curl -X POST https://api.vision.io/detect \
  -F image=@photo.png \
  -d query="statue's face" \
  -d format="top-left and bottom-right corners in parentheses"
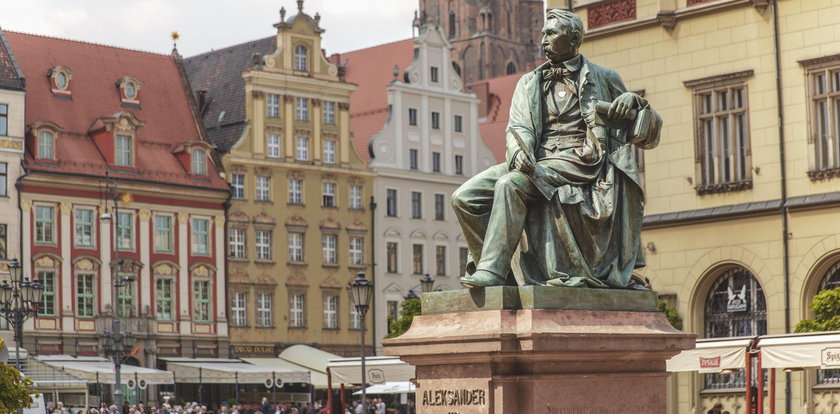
top-left (541, 18), bottom-right (578, 63)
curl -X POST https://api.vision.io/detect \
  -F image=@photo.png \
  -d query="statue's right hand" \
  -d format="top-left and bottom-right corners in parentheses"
top-left (513, 151), bottom-right (535, 174)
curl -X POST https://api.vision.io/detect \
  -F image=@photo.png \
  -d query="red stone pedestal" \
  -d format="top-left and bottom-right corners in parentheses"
top-left (382, 287), bottom-right (695, 414)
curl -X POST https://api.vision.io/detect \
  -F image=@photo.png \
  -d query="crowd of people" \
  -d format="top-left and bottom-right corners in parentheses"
top-left (42, 397), bottom-right (404, 414)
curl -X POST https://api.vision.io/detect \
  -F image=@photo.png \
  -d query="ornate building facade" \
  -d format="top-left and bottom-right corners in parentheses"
top-left (185, 1), bottom-right (374, 357)
top-left (543, 0), bottom-right (840, 412)
top-left (5, 29), bottom-right (231, 387)
top-left (417, 0), bottom-right (544, 82)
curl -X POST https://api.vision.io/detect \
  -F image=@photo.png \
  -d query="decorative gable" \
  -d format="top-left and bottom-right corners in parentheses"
top-left (48, 65), bottom-right (73, 96)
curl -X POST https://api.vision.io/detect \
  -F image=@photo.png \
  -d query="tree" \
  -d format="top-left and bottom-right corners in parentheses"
top-left (658, 300), bottom-right (683, 331)
top-left (795, 287), bottom-right (840, 333)
top-left (0, 339), bottom-right (37, 414)
top-left (384, 298), bottom-right (421, 339)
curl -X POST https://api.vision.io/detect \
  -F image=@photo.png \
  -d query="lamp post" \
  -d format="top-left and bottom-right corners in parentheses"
top-left (404, 290), bottom-right (419, 301)
top-left (100, 174), bottom-right (137, 408)
top-left (0, 258), bottom-right (44, 369)
top-left (350, 271), bottom-right (373, 411)
top-left (420, 273), bottom-right (435, 294)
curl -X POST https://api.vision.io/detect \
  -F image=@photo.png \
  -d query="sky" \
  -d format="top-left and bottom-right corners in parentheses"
top-left (0, 0), bottom-right (418, 57)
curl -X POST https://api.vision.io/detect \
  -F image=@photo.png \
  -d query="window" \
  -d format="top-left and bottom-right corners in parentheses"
top-left (323, 140), bottom-right (336, 164)
top-left (116, 134), bottom-right (133, 167)
top-left (408, 108), bottom-right (418, 126)
top-left (231, 292), bottom-right (247, 327)
top-left (35, 205), bottom-right (55, 244)
top-left (323, 101), bottom-right (336, 125)
top-left (124, 81), bottom-right (137, 99)
top-left (229, 228), bottom-right (246, 259)
top-left (322, 182), bottom-right (336, 207)
top-left (256, 176), bottom-right (271, 201)
top-left (118, 279), bottom-right (134, 317)
top-left (76, 273), bottom-right (95, 318)
top-left (296, 97), bottom-right (309, 121)
top-left (803, 60), bottom-right (840, 177)
top-left (290, 294), bottom-right (305, 327)
top-left (267, 93), bottom-right (280, 118)
top-left (815, 262), bottom-right (840, 383)
top-left (74, 208), bottom-right (94, 247)
top-left (257, 293), bottom-right (273, 327)
top-left (409, 149), bottom-right (418, 170)
top-left (294, 45), bottom-right (308, 72)
top-left (432, 152), bottom-right (441, 172)
top-left (116, 212), bottom-right (133, 250)
top-left (0, 104), bottom-right (7, 135)
top-left (191, 149), bottom-right (206, 175)
top-left (434, 193), bottom-right (445, 221)
top-left (191, 217), bottom-right (209, 255)
top-left (454, 115), bottom-right (463, 133)
top-left (231, 174), bottom-right (245, 199)
top-left (296, 135), bottom-right (309, 161)
top-left (349, 236), bottom-right (364, 266)
top-left (455, 155), bottom-right (464, 175)
top-left (289, 178), bottom-right (303, 204)
top-left (411, 191), bottom-right (422, 219)
top-left (386, 189), bottom-right (398, 217)
top-left (322, 234), bottom-right (337, 264)
top-left (154, 214), bottom-right (173, 253)
top-left (193, 279), bottom-right (211, 322)
top-left (412, 244), bottom-right (424, 274)
top-left (38, 271), bottom-right (56, 316)
top-left (386, 242), bottom-right (398, 273)
top-left (350, 304), bottom-right (362, 330)
top-left (506, 62), bottom-right (517, 75)
top-left (431, 112), bottom-right (440, 129)
top-left (448, 11), bottom-right (456, 39)
top-left (0, 224), bottom-right (5, 260)
top-left (38, 130), bottom-right (55, 160)
top-left (256, 230), bottom-right (272, 261)
top-left (459, 247), bottom-right (469, 275)
top-left (349, 185), bottom-right (363, 209)
top-left (155, 278), bottom-right (174, 321)
top-left (289, 232), bottom-right (304, 262)
top-left (0, 162), bottom-right (6, 196)
top-left (436, 245), bottom-right (447, 276)
top-left (323, 295), bottom-right (338, 329)
top-left (267, 134), bottom-right (281, 158)
top-left (430, 66), bottom-right (439, 83)
top-left (387, 300), bottom-right (399, 327)
top-left (688, 72), bottom-right (752, 194)
top-left (703, 267), bottom-right (766, 390)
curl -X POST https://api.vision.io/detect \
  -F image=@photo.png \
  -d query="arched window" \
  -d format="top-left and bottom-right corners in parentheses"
top-left (295, 45), bottom-right (308, 72)
top-left (506, 62), bottom-right (516, 75)
top-left (449, 11), bottom-right (456, 39)
top-left (816, 262), bottom-right (840, 384)
top-left (704, 267), bottom-right (767, 389)
top-left (38, 130), bottom-right (55, 160)
top-left (191, 148), bottom-right (206, 175)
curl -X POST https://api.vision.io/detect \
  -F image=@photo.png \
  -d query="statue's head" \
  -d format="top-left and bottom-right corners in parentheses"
top-left (542, 9), bottom-right (584, 63)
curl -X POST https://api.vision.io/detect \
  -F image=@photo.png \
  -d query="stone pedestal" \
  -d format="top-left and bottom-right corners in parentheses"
top-left (382, 286), bottom-right (695, 414)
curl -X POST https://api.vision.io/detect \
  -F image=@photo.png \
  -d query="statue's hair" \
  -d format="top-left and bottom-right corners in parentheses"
top-left (545, 9), bottom-right (585, 45)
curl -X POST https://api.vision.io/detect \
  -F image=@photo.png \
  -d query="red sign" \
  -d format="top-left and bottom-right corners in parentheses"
top-left (699, 356), bottom-right (721, 369)
top-left (131, 345), bottom-right (142, 356)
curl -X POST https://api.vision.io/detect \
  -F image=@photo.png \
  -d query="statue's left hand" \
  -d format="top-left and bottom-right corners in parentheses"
top-left (607, 92), bottom-right (639, 121)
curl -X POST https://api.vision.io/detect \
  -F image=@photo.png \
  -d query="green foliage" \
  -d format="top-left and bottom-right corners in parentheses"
top-left (384, 298), bottom-right (421, 339)
top-left (795, 288), bottom-right (840, 333)
top-left (0, 361), bottom-right (36, 414)
top-left (658, 300), bottom-right (683, 331)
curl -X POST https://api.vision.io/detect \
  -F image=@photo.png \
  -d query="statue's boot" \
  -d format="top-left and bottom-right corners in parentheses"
top-left (460, 269), bottom-right (505, 288)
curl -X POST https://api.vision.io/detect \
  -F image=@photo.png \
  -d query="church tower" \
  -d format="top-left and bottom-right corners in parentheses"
top-left (417, 0), bottom-right (544, 82)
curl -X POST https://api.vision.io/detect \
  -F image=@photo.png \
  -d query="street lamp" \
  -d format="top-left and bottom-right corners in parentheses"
top-left (404, 290), bottom-right (419, 301)
top-left (0, 258), bottom-right (44, 369)
top-left (350, 271), bottom-right (374, 411)
top-left (420, 273), bottom-right (435, 293)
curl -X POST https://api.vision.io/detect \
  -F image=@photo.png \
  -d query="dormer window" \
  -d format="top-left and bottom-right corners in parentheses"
top-left (115, 134), bottom-right (133, 166)
top-left (49, 66), bottom-right (73, 96)
top-left (38, 131), bottom-right (55, 160)
top-left (191, 148), bottom-right (207, 175)
top-left (116, 76), bottom-right (142, 105)
top-left (29, 122), bottom-right (63, 161)
top-left (294, 45), bottom-right (308, 72)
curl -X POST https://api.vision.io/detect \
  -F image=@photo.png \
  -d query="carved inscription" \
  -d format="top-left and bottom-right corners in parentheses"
top-left (421, 389), bottom-right (486, 407)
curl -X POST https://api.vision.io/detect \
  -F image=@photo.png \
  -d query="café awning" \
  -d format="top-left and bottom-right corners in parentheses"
top-left (353, 381), bottom-right (415, 395)
top-left (40, 356), bottom-right (174, 384)
top-left (328, 356), bottom-right (415, 385)
top-left (666, 337), bottom-right (753, 373)
top-left (166, 360), bottom-right (310, 385)
top-left (241, 358), bottom-right (329, 389)
top-left (756, 331), bottom-right (840, 369)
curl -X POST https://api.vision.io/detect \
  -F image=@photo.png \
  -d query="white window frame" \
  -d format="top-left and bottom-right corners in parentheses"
top-left (322, 233), bottom-right (337, 264)
top-left (38, 130), bottom-right (55, 160)
top-left (322, 182), bottom-right (337, 207)
top-left (267, 93), bottom-right (280, 118)
top-left (232, 292), bottom-right (247, 327)
top-left (191, 148), bottom-right (207, 175)
top-left (296, 97), bottom-right (309, 121)
top-left (153, 213), bottom-right (174, 253)
top-left (115, 134), bottom-right (133, 167)
top-left (257, 293), bottom-right (272, 327)
top-left (296, 135), bottom-right (310, 161)
top-left (116, 211), bottom-right (135, 251)
top-left (229, 227), bottom-right (246, 259)
top-left (323, 140), bottom-right (336, 164)
top-left (349, 236), bottom-right (364, 266)
top-left (294, 45), bottom-right (308, 72)
top-left (74, 207), bottom-right (95, 248)
top-left (256, 176), bottom-right (271, 201)
top-left (191, 217), bottom-right (210, 255)
top-left (267, 133), bottom-right (281, 158)
top-left (256, 230), bottom-right (272, 261)
top-left (231, 173), bottom-right (245, 199)
top-left (323, 295), bottom-right (338, 329)
top-left (290, 293), bottom-right (305, 328)
top-left (289, 178), bottom-right (303, 204)
top-left (289, 232), bottom-right (304, 262)
top-left (349, 185), bottom-right (363, 209)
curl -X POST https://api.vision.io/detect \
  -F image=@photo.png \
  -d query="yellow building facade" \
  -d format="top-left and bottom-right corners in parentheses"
top-left (544, 0), bottom-right (840, 412)
top-left (186, 2), bottom-right (374, 358)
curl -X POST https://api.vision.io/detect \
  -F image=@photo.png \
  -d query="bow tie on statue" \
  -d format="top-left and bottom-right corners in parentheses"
top-left (542, 65), bottom-right (577, 97)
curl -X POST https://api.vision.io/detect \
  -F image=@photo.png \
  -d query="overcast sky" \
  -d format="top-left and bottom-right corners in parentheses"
top-left (0, 0), bottom-right (417, 57)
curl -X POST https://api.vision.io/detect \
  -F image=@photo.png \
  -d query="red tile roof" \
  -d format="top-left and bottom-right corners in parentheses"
top-left (5, 32), bottom-right (228, 192)
top-left (473, 73), bottom-right (521, 163)
top-left (333, 39), bottom-right (415, 162)
top-left (0, 30), bottom-right (24, 91)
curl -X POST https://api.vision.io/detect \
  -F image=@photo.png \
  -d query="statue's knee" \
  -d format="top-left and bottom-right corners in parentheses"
top-left (495, 172), bottom-right (527, 192)
top-left (451, 188), bottom-right (467, 210)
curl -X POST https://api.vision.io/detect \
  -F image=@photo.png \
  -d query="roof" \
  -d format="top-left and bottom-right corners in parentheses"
top-left (5, 32), bottom-right (228, 192)
top-left (473, 72), bottom-right (522, 163)
top-left (0, 29), bottom-right (24, 90)
top-left (333, 39), bottom-right (415, 161)
top-left (184, 36), bottom-right (276, 152)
